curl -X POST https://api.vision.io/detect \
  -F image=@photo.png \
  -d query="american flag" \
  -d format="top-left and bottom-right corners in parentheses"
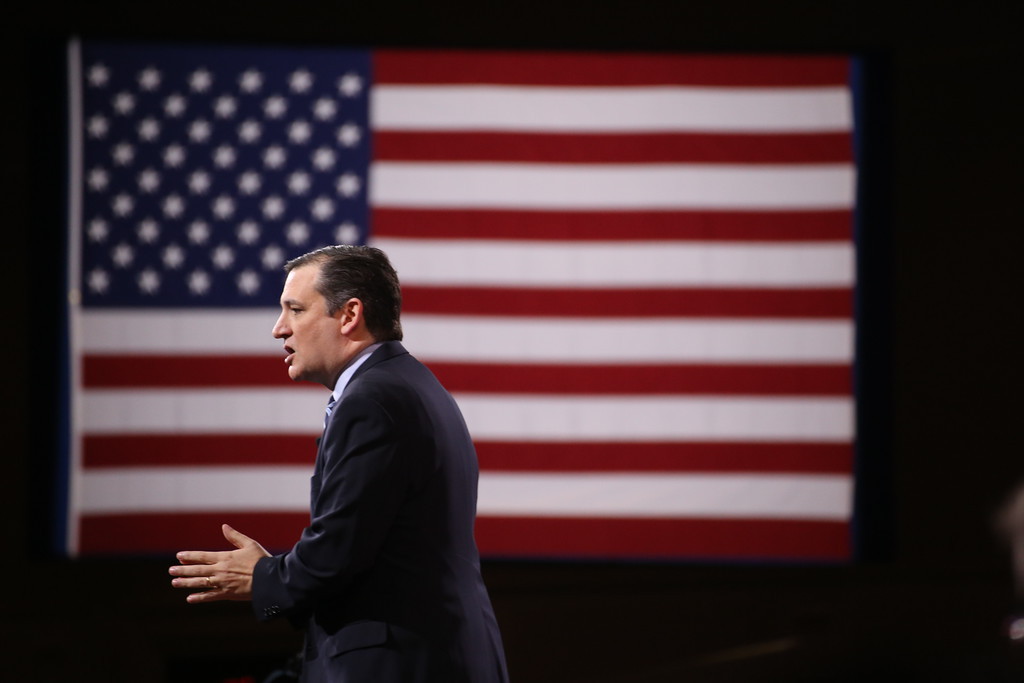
top-left (65, 41), bottom-right (858, 561)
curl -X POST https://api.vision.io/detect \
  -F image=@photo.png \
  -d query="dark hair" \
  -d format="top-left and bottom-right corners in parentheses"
top-left (285, 245), bottom-right (403, 341)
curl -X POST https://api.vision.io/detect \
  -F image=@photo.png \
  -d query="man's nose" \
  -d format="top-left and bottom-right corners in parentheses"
top-left (272, 315), bottom-right (289, 339)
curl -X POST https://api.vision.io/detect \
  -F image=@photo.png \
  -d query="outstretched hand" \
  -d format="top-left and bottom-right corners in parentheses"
top-left (169, 524), bottom-right (271, 604)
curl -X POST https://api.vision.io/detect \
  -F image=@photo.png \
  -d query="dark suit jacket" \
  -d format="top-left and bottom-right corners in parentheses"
top-left (252, 342), bottom-right (509, 682)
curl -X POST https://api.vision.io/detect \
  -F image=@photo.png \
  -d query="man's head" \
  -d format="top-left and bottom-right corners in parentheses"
top-left (285, 245), bottom-right (403, 342)
top-left (272, 245), bottom-right (403, 387)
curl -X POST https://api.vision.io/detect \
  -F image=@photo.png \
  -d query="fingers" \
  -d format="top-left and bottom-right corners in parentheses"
top-left (169, 573), bottom-right (217, 590)
top-left (186, 587), bottom-right (228, 604)
top-left (175, 550), bottom-right (224, 565)
top-left (222, 524), bottom-right (272, 560)
top-left (221, 523), bottom-right (253, 549)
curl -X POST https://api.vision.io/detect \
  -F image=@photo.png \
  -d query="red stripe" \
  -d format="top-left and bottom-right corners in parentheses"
top-left (375, 51), bottom-right (850, 87)
top-left (78, 512), bottom-right (308, 556)
top-left (83, 355), bottom-right (851, 395)
top-left (76, 513), bottom-right (849, 560)
top-left (83, 435), bottom-right (317, 467)
top-left (475, 441), bottom-right (852, 474)
top-left (404, 286), bottom-right (852, 318)
top-left (83, 355), bottom-right (292, 387)
top-left (475, 517), bottom-right (851, 560)
top-left (374, 131), bottom-right (853, 164)
top-left (371, 208), bottom-right (852, 242)
top-left (83, 435), bottom-right (850, 474)
top-left (428, 362), bottom-right (852, 395)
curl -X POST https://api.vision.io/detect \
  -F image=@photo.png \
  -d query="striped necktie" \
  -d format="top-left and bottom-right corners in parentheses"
top-left (324, 395), bottom-right (338, 427)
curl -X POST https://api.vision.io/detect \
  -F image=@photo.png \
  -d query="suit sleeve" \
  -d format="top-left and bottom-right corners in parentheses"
top-left (251, 388), bottom-right (415, 622)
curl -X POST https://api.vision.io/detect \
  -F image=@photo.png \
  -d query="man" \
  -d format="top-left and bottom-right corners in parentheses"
top-left (169, 245), bottom-right (510, 683)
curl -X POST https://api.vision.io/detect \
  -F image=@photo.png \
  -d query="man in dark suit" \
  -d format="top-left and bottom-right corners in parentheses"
top-left (169, 245), bottom-right (509, 682)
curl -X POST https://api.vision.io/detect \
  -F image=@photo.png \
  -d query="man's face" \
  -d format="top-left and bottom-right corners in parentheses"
top-left (272, 264), bottom-right (347, 388)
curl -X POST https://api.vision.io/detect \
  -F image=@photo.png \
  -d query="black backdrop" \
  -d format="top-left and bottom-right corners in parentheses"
top-left (4, 2), bottom-right (1022, 681)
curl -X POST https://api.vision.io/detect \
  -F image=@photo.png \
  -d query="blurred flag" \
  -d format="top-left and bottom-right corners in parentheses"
top-left (65, 41), bottom-right (858, 560)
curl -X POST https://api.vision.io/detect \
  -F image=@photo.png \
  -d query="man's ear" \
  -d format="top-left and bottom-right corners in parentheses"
top-left (337, 297), bottom-right (364, 335)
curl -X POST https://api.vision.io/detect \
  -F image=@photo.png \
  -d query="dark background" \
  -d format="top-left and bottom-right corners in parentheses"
top-left (4, 2), bottom-right (1023, 681)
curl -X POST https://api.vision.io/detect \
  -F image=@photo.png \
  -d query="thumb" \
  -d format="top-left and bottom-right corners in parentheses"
top-left (222, 523), bottom-right (253, 549)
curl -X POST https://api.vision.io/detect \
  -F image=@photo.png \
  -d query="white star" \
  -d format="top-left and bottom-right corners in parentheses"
top-left (336, 172), bottom-right (362, 198)
top-left (87, 63), bottom-right (110, 88)
top-left (287, 120), bottom-right (312, 144)
top-left (112, 142), bottom-right (135, 166)
top-left (337, 122), bottom-right (362, 148)
top-left (286, 220), bottom-right (310, 245)
top-left (111, 242), bottom-right (135, 268)
top-left (188, 169), bottom-right (212, 194)
top-left (289, 69), bottom-right (314, 93)
top-left (237, 220), bottom-right (261, 245)
top-left (163, 144), bottom-right (187, 168)
top-left (138, 67), bottom-right (162, 91)
top-left (261, 195), bottom-right (286, 220)
top-left (238, 171), bottom-right (262, 195)
top-left (261, 244), bottom-right (286, 270)
top-left (87, 167), bottom-right (109, 192)
top-left (287, 170), bottom-right (312, 195)
top-left (188, 220), bottom-right (211, 244)
top-left (311, 196), bottom-right (335, 221)
top-left (137, 168), bottom-right (161, 193)
top-left (188, 269), bottom-right (212, 295)
top-left (214, 95), bottom-right (238, 118)
top-left (189, 68), bottom-right (213, 93)
top-left (262, 145), bottom-right (287, 169)
top-left (162, 243), bottom-right (186, 269)
top-left (137, 218), bottom-right (160, 244)
top-left (338, 72), bottom-right (364, 97)
top-left (238, 119), bottom-right (262, 144)
top-left (112, 91), bottom-right (136, 115)
top-left (164, 93), bottom-right (187, 118)
top-left (188, 119), bottom-right (212, 143)
top-left (137, 117), bottom-right (161, 142)
top-left (335, 221), bottom-right (360, 244)
top-left (312, 147), bottom-right (336, 171)
top-left (213, 145), bottom-right (237, 168)
top-left (263, 95), bottom-right (288, 119)
top-left (162, 194), bottom-right (185, 218)
top-left (137, 268), bottom-right (161, 294)
top-left (312, 97), bottom-right (338, 121)
top-left (237, 269), bottom-right (261, 295)
top-left (239, 69), bottom-right (263, 93)
top-left (86, 114), bottom-right (109, 138)
top-left (111, 193), bottom-right (134, 217)
top-left (87, 218), bottom-right (110, 242)
top-left (212, 195), bottom-right (236, 220)
top-left (211, 244), bottom-right (235, 269)
top-left (87, 267), bottom-right (110, 294)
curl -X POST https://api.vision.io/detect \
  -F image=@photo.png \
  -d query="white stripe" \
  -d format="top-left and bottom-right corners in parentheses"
top-left (371, 162), bottom-right (856, 210)
top-left (79, 310), bottom-right (853, 363)
top-left (458, 395), bottom-right (853, 443)
top-left (477, 472), bottom-right (852, 520)
top-left (374, 238), bottom-right (855, 287)
top-left (372, 85), bottom-right (853, 133)
top-left (80, 389), bottom-right (852, 442)
top-left (79, 467), bottom-right (310, 513)
top-left (404, 316), bottom-right (853, 364)
top-left (78, 468), bottom-right (851, 521)
top-left (81, 387), bottom-right (327, 434)
top-left (80, 309), bottom-right (281, 354)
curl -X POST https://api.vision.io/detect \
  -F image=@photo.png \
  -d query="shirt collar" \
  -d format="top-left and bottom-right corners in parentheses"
top-left (330, 342), bottom-right (382, 402)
